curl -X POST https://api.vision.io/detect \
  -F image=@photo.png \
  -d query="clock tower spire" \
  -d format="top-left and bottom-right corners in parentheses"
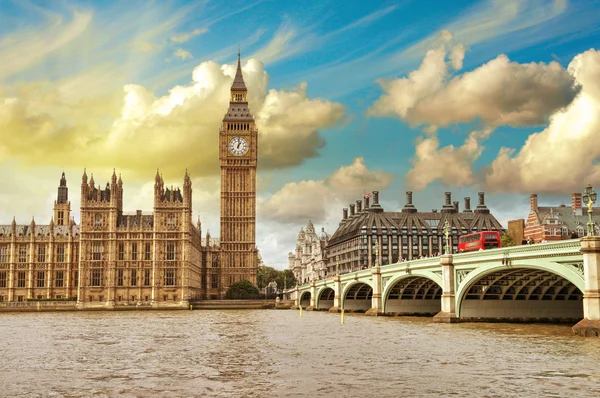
top-left (219, 51), bottom-right (258, 294)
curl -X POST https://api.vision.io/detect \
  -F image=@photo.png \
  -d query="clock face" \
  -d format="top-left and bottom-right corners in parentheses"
top-left (228, 136), bottom-right (249, 156)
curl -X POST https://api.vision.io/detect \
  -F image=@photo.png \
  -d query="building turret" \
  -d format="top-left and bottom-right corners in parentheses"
top-left (54, 172), bottom-right (71, 225)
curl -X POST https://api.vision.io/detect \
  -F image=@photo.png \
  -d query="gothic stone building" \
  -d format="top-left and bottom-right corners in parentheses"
top-left (0, 52), bottom-right (258, 305)
top-left (324, 191), bottom-right (505, 275)
top-left (288, 220), bottom-right (330, 284)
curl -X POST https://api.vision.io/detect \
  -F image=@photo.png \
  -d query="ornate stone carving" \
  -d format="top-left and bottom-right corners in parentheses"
top-left (382, 276), bottom-right (390, 289)
top-left (456, 269), bottom-right (475, 285)
top-left (570, 262), bottom-right (584, 276)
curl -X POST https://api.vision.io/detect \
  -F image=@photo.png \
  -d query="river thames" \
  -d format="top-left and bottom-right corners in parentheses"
top-left (1, 310), bottom-right (600, 397)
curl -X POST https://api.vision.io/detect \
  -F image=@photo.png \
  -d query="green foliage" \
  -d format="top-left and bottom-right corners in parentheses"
top-left (225, 280), bottom-right (260, 299)
top-left (257, 266), bottom-right (297, 290)
top-left (501, 233), bottom-right (517, 247)
top-left (257, 266), bottom-right (279, 289)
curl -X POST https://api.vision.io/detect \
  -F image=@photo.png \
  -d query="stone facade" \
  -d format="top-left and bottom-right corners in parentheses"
top-left (288, 221), bottom-right (330, 284)
top-left (524, 193), bottom-right (600, 243)
top-left (219, 51), bottom-right (259, 290)
top-left (0, 52), bottom-right (259, 305)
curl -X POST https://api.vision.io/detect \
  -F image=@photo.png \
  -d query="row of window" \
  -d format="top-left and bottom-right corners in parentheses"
top-left (0, 271), bottom-right (71, 288)
top-left (0, 245), bottom-right (77, 263)
top-left (89, 268), bottom-right (177, 287)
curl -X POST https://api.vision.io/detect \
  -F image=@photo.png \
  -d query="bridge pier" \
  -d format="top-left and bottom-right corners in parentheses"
top-left (366, 266), bottom-right (383, 316)
top-left (328, 276), bottom-right (342, 313)
top-left (433, 254), bottom-right (458, 323)
top-left (291, 287), bottom-right (299, 309)
top-left (573, 237), bottom-right (600, 337)
top-left (306, 282), bottom-right (317, 311)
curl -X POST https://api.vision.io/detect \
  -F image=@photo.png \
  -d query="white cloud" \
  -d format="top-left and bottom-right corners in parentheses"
top-left (170, 28), bottom-right (207, 43)
top-left (483, 49), bottom-right (600, 193)
top-left (173, 48), bottom-right (193, 60)
top-left (405, 128), bottom-right (493, 191)
top-left (369, 33), bottom-right (580, 129)
top-left (259, 157), bottom-right (395, 224)
top-left (0, 58), bottom-right (346, 179)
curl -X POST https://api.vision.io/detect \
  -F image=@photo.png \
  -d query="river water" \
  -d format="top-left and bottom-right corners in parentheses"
top-left (1, 310), bottom-right (600, 397)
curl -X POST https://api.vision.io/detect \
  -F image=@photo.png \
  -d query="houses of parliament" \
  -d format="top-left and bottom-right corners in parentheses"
top-left (0, 53), bottom-right (258, 307)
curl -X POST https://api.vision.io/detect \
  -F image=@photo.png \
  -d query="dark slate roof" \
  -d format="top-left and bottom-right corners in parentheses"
top-left (535, 206), bottom-right (600, 231)
top-left (231, 54), bottom-right (247, 91)
top-left (117, 214), bottom-right (154, 229)
top-left (328, 207), bottom-right (504, 246)
top-left (223, 103), bottom-right (254, 122)
top-left (0, 224), bottom-right (80, 237)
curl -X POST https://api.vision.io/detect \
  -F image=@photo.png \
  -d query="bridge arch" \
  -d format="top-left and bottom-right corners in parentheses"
top-left (382, 271), bottom-right (443, 314)
top-left (341, 280), bottom-right (373, 312)
top-left (316, 286), bottom-right (335, 310)
top-left (299, 291), bottom-right (311, 309)
top-left (456, 262), bottom-right (584, 321)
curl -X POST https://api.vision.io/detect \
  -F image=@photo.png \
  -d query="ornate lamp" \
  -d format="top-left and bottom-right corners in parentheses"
top-left (583, 183), bottom-right (597, 236)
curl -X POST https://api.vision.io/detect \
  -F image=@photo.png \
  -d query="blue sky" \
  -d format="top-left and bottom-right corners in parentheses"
top-left (1, 0), bottom-right (600, 267)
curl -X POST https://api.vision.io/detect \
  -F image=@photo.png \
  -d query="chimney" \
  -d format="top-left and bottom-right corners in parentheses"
top-left (572, 193), bottom-right (582, 210)
top-left (402, 191), bottom-right (417, 213)
top-left (475, 192), bottom-right (490, 214)
top-left (442, 192), bottom-right (454, 212)
top-left (349, 204), bottom-right (355, 216)
top-left (356, 200), bottom-right (362, 212)
top-left (530, 194), bottom-right (538, 211)
top-left (464, 197), bottom-right (472, 212)
top-left (373, 191), bottom-right (379, 205)
top-left (343, 208), bottom-right (348, 220)
top-left (364, 195), bottom-right (370, 209)
top-left (453, 201), bottom-right (459, 212)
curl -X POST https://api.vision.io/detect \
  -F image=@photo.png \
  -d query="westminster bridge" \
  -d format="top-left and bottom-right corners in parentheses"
top-left (292, 237), bottom-right (600, 336)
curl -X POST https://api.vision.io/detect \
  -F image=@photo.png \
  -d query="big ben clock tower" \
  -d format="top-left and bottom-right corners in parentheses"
top-left (219, 50), bottom-right (258, 292)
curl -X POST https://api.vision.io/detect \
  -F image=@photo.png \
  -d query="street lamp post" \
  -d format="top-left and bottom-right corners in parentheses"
top-left (336, 255), bottom-right (340, 276)
top-left (373, 238), bottom-right (379, 267)
top-left (443, 220), bottom-right (451, 254)
top-left (583, 183), bottom-right (597, 236)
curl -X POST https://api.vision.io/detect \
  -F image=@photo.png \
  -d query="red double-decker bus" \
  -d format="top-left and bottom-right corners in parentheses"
top-left (458, 231), bottom-right (501, 252)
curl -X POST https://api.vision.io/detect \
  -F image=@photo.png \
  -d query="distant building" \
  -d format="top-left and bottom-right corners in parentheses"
top-left (324, 191), bottom-right (505, 275)
top-left (288, 220), bottom-right (330, 284)
top-left (508, 219), bottom-right (525, 245)
top-left (524, 193), bottom-right (599, 242)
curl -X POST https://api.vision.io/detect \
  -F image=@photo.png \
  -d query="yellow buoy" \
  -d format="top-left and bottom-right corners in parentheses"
top-left (341, 308), bottom-right (344, 325)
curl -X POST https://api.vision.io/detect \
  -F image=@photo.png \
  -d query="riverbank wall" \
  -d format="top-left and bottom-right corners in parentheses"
top-left (0, 299), bottom-right (276, 312)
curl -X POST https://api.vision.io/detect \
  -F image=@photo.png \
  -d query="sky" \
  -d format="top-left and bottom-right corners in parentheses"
top-left (1, 0), bottom-right (600, 269)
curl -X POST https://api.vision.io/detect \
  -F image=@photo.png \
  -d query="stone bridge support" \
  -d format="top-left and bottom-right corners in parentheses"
top-left (292, 286), bottom-right (299, 309)
top-left (366, 266), bottom-right (383, 316)
top-left (328, 275), bottom-right (342, 313)
top-left (433, 254), bottom-right (458, 323)
top-left (573, 237), bottom-right (600, 337)
top-left (306, 282), bottom-right (317, 311)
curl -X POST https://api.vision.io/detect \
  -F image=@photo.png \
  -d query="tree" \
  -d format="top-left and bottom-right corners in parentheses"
top-left (501, 233), bottom-right (517, 247)
top-left (275, 269), bottom-right (297, 290)
top-left (225, 280), bottom-right (260, 299)
top-left (257, 266), bottom-right (279, 289)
